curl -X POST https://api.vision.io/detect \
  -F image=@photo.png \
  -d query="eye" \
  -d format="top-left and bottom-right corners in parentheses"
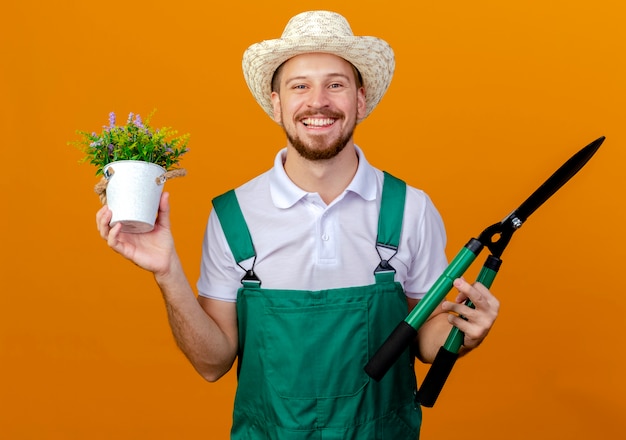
top-left (329, 83), bottom-right (343, 89)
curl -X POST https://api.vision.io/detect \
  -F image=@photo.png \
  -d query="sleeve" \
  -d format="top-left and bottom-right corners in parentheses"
top-left (402, 188), bottom-right (449, 300)
top-left (196, 209), bottom-right (244, 302)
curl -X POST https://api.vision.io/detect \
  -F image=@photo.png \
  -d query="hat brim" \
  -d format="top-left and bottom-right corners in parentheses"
top-left (242, 35), bottom-right (395, 121)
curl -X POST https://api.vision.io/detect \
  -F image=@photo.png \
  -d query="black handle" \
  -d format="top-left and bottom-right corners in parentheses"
top-left (416, 346), bottom-right (459, 407)
top-left (364, 320), bottom-right (417, 381)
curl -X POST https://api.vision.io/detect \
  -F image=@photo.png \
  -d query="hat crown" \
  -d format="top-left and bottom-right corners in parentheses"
top-left (281, 11), bottom-right (354, 39)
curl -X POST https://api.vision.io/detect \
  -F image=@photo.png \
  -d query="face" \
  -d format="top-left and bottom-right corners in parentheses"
top-left (271, 53), bottom-right (367, 161)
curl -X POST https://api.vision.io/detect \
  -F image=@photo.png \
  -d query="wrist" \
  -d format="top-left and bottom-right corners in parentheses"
top-left (153, 253), bottom-right (184, 288)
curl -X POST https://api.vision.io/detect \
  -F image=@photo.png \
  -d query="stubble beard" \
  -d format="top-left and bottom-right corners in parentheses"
top-left (283, 111), bottom-right (356, 162)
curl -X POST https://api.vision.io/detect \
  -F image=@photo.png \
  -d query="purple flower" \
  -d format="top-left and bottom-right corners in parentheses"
top-left (127, 112), bottom-right (134, 123)
top-left (134, 114), bottom-right (143, 128)
top-left (108, 112), bottom-right (116, 128)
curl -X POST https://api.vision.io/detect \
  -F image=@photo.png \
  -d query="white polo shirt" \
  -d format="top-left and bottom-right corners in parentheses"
top-left (197, 146), bottom-right (448, 302)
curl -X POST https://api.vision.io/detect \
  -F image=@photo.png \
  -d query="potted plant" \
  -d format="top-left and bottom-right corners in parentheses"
top-left (71, 110), bottom-right (190, 233)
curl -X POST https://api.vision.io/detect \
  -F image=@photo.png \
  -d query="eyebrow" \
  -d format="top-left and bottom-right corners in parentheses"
top-left (284, 72), bottom-right (353, 85)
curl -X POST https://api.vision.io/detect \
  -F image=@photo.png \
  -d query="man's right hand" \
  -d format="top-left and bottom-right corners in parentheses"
top-left (96, 191), bottom-right (177, 277)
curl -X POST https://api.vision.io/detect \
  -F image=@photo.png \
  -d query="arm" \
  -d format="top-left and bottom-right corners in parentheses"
top-left (96, 192), bottom-right (238, 381)
top-left (409, 277), bottom-right (499, 364)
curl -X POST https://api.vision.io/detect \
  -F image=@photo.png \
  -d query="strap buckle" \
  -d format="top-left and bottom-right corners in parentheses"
top-left (241, 269), bottom-right (261, 287)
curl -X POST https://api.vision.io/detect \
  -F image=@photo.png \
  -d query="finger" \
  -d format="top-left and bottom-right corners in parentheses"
top-left (156, 192), bottom-right (171, 230)
top-left (96, 205), bottom-right (112, 238)
top-left (453, 277), bottom-right (474, 303)
top-left (441, 299), bottom-right (476, 321)
top-left (453, 278), bottom-right (491, 306)
top-left (447, 313), bottom-right (489, 349)
top-left (447, 281), bottom-right (499, 324)
top-left (465, 282), bottom-right (499, 317)
top-left (106, 221), bottom-right (124, 250)
top-left (445, 280), bottom-right (495, 316)
top-left (447, 313), bottom-right (471, 333)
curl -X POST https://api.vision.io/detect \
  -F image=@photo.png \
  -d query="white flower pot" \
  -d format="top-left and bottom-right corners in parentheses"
top-left (103, 160), bottom-right (166, 233)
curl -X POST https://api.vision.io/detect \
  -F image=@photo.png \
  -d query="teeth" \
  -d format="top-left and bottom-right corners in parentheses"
top-left (302, 118), bottom-right (335, 127)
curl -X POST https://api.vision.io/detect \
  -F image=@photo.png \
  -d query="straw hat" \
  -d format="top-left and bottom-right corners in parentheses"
top-left (242, 10), bottom-right (395, 121)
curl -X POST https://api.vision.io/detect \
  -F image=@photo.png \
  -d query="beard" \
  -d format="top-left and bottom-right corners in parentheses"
top-left (283, 110), bottom-right (356, 161)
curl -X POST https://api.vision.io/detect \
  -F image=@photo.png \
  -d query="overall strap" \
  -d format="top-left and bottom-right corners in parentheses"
top-left (375, 171), bottom-right (407, 283)
top-left (212, 190), bottom-right (261, 287)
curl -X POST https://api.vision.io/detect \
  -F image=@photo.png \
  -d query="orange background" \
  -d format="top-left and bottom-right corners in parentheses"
top-left (1, 1), bottom-right (624, 438)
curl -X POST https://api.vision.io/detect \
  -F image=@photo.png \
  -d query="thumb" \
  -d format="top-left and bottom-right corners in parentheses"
top-left (156, 192), bottom-right (172, 230)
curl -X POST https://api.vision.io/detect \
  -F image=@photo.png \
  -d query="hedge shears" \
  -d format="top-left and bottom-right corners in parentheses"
top-left (364, 136), bottom-right (605, 407)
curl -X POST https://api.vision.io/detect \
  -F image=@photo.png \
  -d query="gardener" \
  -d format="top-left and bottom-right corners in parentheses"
top-left (96, 10), bottom-right (499, 438)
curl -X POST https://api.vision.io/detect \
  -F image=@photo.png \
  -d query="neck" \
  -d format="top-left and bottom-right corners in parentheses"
top-left (283, 144), bottom-right (359, 204)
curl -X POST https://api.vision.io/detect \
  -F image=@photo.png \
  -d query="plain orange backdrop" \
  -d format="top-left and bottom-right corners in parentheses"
top-left (1, 1), bottom-right (624, 438)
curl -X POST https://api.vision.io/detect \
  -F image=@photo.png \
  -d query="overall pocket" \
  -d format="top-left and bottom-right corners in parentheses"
top-left (263, 301), bottom-right (370, 399)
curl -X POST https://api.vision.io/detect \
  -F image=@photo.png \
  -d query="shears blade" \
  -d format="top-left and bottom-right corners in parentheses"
top-left (515, 136), bottom-right (604, 223)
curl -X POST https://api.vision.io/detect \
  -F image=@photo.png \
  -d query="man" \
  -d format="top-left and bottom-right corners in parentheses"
top-left (97, 10), bottom-right (499, 439)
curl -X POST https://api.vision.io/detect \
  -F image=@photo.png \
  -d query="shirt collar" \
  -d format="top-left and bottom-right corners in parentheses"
top-left (269, 145), bottom-right (378, 209)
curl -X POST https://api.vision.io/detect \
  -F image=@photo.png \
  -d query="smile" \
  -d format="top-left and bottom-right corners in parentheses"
top-left (301, 118), bottom-right (336, 127)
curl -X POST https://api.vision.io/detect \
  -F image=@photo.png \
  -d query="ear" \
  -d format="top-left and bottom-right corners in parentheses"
top-left (356, 87), bottom-right (367, 120)
top-left (271, 91), bottom-right (282, 123)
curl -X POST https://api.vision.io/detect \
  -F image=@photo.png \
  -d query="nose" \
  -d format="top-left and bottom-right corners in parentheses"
top-left (307, 86), bottom-right (330, 109)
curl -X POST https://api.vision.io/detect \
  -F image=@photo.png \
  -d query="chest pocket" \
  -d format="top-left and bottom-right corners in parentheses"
top-left (262, 294), bottom-right (371, 399)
